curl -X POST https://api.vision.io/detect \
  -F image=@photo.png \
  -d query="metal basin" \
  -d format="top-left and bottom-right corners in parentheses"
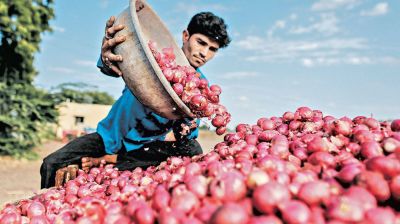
top-left (114, 0), bottom-right (194, 119)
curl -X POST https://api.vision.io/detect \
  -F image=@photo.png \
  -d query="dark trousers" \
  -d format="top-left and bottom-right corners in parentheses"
top-left (40, 132), bottom-right (202, 189)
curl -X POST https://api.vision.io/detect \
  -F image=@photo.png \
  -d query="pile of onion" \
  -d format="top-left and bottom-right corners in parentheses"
top-left (2, 107), bottom-right (400, 223)
top-left (148, 41), bottom-right (231, 135)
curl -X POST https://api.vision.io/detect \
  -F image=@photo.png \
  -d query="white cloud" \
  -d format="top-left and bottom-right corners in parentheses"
top-left (234, 35), bottom-right (264, 50)
top-left (220, 71), bottom-right (259, 79)
top-left (379, 56), bottom-right (400, 64)
top-left (174, 2), bottom-right (229, 16)
top-left (232, 33), bottom-right (397, 67)
top-left (360, 2), bottom-right (388, 16)
top-left (235, 36), bottom-right (367, 56)
top-left (290, 13), bottom-right (339, 36)
top-left (302, 58), bottom-right (314, 67)
top-left (48, 67), bottom-right (74, 74)
top-left (53, 26), bottom-right (65, 33)
top-left (74, 60), bottom-right (96, 67)
top-left (238, 96), bottom-right (248, 101)
top-left (300, 56), bottom-right (374, 67)
top-left (267, 20), bottom-right (286, 38)
top-left (289, 13), bottom-right (298, 20)
top-left (346, 56), bottom-right (371, 65)
top-left (311, 0), bottom-right (362, 11)
top-left (327, 102), bottom-right (337, 108)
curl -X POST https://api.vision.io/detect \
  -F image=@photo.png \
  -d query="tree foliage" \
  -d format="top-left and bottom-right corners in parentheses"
top-left (52, 82), bottom-right (115, 105)
top-left (0, 0), bottom-right (57, 156)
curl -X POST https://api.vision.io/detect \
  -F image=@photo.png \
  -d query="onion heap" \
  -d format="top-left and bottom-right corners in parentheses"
top-left (148, 41), bottom-right (231, 135)
top-left (1, 107), bottom-right (400, 224)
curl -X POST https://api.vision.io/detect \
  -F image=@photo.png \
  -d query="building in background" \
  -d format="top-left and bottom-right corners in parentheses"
top-left (56, 102), bottom-right (111, 141)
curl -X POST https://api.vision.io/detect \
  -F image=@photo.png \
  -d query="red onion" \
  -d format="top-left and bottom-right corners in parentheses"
top-left (360, 141), bottom-right (383, 159)
top-left (364, 207), bottom-right (396, 224)
top-left (327, 196), bottom-right (364, 222)
top-left (210, 170), bottom-right (246, 202)
top-left (356, 171), bottom-right (391, 202)
top-left (152, 185), bottom-right (170, 211)
top-left (382, 137), bottom-right (400, 153)
top-left (248, 215), bottom-right (283, 224)
top-left (27, 201), bottom-right (46, 218)
top-left (135, 204), bottom-right (155, 224)
top-left (297, 181), bottom-right (330, 206)
top-left (252, 182), bottom-right (290, 214)
top-left (246, 169), bottom-right (270, 189)
top-left (336, 163), bottom-right (363, 184)
top-left (308, 206), bottom-right (326, 224)
top-left (195, 203), bottom-right (219, 222)
top-left (307, 151), bottom-right (336, 168)
top-left (307, 136), bottom-right (329, 153)
top-left (391, 119), bottom-right (400, 132)
top-left (260, 119), bottom-right (276, 130)
top-left (158, 209), bottom-right (185, 224)
top-left (365, 117), bottom-right (380, 130)
top-left (210, 203), bottom-right (249, 224)
top-left (29, 215), bottom-right (49, 224)
top-left (282, 111), bottom-right (295, 122)
top-left (390, 175), bottom-right (400, 200)
top-left (295, 107), bottom-right (313, 121)
top-left (279, 200), bottom-right (311, 224)
top-left (333, 119), bottom-right (352, 136)
top-left (344, 186), bottom-right (377, 211)
top-left (0, 212), bottom-right (22, 224)
top-left (365, 156), bottom-right (400, 179)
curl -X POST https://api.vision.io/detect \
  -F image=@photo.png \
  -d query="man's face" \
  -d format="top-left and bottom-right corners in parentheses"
top-left (182, 30), bottom-right (220, 68)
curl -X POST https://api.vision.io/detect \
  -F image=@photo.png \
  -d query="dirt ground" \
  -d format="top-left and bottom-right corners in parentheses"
top-left (0, 131), bottom-right (223, 207)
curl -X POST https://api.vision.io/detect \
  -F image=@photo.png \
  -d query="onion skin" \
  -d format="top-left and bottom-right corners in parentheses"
top-left (27, 201), bottom-right (46, 218)
top-left (360, 141), bottom-right (383, 159)
top-left (391, 119), bottom-right (400, 132)
top-left (307, 151), bottom-right (336, 169)
top-left (210, 203), bottom-right (249, 224)
top-left (248, 215), bottom-right (283, 224)
top-left (297, 181), bottom-right (330, 206)
top-left (364, 207), bottom-right (396, 224)
top-left (344, 186), bottom-right (377, 211)
top-left (327, 196), bottom-right (364, 222)
top-left (252, 182), bottom-right (290, 214)
top-left (356, 171), bottom-right (391, 202)
top-left (336, 164), bottom-right (363, 184)
top-left (279, 200), bottom-right (311, 224)
top-left (390, 175), bottom-right (400, 200)
top-left (365, 156), bottom-right (400, 179)
top-left (210, 170), bottom-right (246, 202)
top-left (309, 206), bottom-right (326, 224)
top-left (135, 205), bottom-right (155, 224)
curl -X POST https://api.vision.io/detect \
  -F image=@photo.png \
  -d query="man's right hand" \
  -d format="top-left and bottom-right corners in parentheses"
top-left (101, 16), bottom-right (126, 76)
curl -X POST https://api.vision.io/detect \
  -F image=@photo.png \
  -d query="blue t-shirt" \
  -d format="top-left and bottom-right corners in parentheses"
top-left (96, 58), bottom-right (204, 154)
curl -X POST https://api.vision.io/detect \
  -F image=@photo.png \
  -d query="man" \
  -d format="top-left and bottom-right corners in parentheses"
top-left (40, 7), bottom-right (231, 188)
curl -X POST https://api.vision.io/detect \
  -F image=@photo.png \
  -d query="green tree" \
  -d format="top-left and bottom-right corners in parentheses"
top-left (52, 82), bottom-right (115, 105)
top-left (0, 0), bottom-right (58, 156)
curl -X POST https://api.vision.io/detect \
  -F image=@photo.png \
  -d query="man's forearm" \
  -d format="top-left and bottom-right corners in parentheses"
top-left (103, 154), bottom-right (117, 164)
top-left (97, 56), bottom-right (120, 77)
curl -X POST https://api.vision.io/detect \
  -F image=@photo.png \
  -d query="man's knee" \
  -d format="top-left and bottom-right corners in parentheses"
top-left (42, 154), bottom-right (58, 169)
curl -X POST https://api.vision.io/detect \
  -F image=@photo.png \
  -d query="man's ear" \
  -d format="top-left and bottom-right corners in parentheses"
top-left (182, 30), bottom-right (190, 43)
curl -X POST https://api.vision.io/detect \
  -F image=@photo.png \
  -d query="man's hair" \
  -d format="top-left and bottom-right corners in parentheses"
top-left (187, 12), bottom-right (231, 48)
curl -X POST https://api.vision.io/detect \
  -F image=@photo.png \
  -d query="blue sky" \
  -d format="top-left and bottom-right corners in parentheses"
top-left (34, 0), bottom-right (400, 127)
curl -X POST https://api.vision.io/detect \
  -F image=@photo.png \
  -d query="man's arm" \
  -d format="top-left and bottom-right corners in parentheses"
top-left (170, 118), bottom-right (200, 142)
